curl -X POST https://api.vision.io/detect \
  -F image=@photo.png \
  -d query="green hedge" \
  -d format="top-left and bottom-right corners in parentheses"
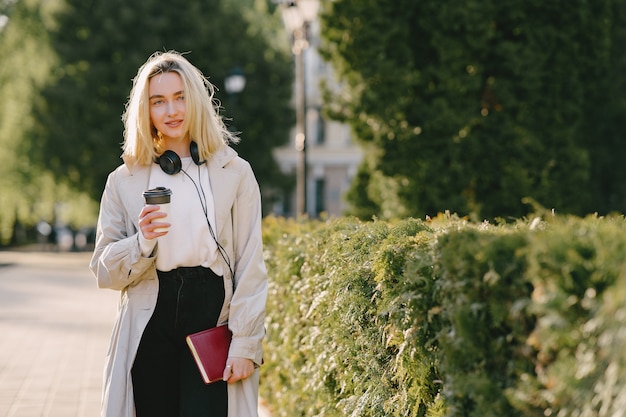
top-left (260, 214), bottom-right (626, 417)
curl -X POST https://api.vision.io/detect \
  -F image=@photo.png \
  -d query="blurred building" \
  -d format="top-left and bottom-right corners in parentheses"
top-left (272, 17), bottom-right (363, 218)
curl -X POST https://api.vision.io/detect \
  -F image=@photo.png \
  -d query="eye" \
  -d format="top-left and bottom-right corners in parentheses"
top-left (151, 99), bottom-right (163, 106)
top-left (177, 95), bottom-right (185, 101)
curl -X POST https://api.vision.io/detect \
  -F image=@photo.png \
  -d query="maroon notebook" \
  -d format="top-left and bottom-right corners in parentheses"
top-left (186, 325), bottom-right (232, 384)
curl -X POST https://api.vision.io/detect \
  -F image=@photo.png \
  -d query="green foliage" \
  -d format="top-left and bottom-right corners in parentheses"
top-left (435, 226), bottom-right (534, 417)
top-left (509, 215), bottom-right (626, 416)
top-left (344, 160), bottom-right (381, 220)
top-left (24, 0), bottom-right (294, 210)
top-left (262, 216), bottom-right (444, 416)
top-left (0, 0), bottom-right (97, 244)
top-left (582, 2), bottom-right (626, 214)
top-left (319, 0), bottom-right (626, 220)
top-left (261, 213), bottom-right (626, 416)
top-left (371, 219), bottom-right (443, 416)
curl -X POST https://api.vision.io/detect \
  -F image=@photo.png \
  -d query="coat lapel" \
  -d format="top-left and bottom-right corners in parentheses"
top-left (206, 147), bottom-right (239, 239)
top-left (118, 164), bottom-right (151, 232)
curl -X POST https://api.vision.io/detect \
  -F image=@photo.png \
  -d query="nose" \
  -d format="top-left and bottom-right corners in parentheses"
top-left (166, 101), bottom-right (177, 116)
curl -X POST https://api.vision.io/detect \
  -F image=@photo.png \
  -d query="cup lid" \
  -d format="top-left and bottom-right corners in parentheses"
top-left (143, 187), bottom-right (172, 198)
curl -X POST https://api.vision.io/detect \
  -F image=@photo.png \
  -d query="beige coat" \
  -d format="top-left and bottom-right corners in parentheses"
top-left (90, 147), bottom-right (267, 417)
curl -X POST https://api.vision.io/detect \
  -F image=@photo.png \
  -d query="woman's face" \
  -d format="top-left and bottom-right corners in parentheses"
top-left (149, 71), bottom-right (187, 143)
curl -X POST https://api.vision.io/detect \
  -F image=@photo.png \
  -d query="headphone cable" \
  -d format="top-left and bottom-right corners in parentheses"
top-left (181, 166), bottom-right (234, 278)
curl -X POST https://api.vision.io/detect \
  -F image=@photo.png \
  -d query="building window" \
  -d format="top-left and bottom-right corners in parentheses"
top-left (315, 178), bottom-right (325, 216)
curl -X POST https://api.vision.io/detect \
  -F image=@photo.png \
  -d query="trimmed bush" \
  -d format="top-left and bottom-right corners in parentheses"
top-left (435, 226), bottom-right (533, 417)
top-left (261, 216), bottom-right (444, 416)
top-left (511, 215), bottom-right (626, 416)
top-left (260, 214), bottom-right (626, 417)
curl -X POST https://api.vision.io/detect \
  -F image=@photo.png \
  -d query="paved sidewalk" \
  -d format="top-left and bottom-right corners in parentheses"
top-left (0, 250), bottom-right (273, 417)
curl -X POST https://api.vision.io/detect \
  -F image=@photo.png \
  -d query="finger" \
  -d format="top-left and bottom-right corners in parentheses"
top-left (140, 222), bottom-right (169, 239)
top-left (139, 219), bottom-right (171, 239)
top-left (139, 208), bottom-right (170, 238)
top-left (140, 204), bottom-right (160, 217)
top-left (148, 220), bottom-right (170, 232)
top-left (226, 367), bottom-right (254, 385)
top-left (223, 364), bottom-right (233, 382)
top-left (140, 208), bottom-right (167, 223)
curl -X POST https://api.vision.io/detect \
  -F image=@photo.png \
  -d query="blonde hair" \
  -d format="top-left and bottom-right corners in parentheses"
top-left (122, 51), bottom-right (238, 165)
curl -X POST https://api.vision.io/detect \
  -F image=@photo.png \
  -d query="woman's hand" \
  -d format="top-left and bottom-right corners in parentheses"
top-left (138, 205), bottom-right (170, 239)
top-left (223, 357), bottom-right (255, 384)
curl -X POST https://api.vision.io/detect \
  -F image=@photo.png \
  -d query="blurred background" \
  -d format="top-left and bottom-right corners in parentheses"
top-left (1, 0), bottom-right (626, 250)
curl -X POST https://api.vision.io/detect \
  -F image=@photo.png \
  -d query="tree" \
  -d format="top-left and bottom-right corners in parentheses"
top-left (580, 1), bottom-right (626, 214)
top-left (26, 0), bottom-right (294, 213)
top-left (320, 0), bottom-right (626, 220)
top-left (0, 0), bottom-right (98, 245)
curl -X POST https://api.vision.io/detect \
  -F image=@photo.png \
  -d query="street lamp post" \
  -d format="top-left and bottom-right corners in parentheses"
top-left (225, 67), bottom-right (246, 101)
top-left (224, 67), bottom-right (246, 132)
top-left (281, 0), bottom-right (319, 217)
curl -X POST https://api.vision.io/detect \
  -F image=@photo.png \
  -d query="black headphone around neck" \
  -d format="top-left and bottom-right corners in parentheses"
top-left (155, 141), bottom-right (205, 175)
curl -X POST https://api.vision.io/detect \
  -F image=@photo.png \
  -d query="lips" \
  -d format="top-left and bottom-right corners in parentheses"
top-left (166, 120), bottom-right (183, 128)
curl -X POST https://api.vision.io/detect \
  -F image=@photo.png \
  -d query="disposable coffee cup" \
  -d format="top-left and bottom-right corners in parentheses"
top-left (143, 187), bottom-right (172, 233)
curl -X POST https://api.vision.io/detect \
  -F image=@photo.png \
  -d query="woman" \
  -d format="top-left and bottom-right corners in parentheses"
top-left (90, 51), bottom-right (267, 417)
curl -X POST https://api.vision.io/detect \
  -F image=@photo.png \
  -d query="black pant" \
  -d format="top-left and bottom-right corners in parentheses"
top-left (132, 266), bottom-right (227, 417)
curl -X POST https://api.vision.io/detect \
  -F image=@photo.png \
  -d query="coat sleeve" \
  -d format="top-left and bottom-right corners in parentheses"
top-left (89, 168), bottom-right (156, 291)
top-left (228, 160), bottom-right (268, 365)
